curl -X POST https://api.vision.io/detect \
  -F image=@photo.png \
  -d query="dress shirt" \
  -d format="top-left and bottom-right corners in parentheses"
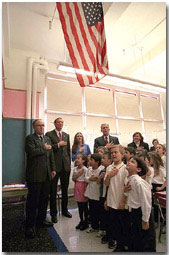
top-left (37, 134), bottom-right (44, 142)
top-left (55, 129), bottom-right (62, 147)
top-left (125, 174), bottom-right (152, 222)
top-left (71, 144), bottom-right (91, 162)
top-left (84, 166), bottom-right (104, 201)
top-left (105, 162), bottom-right (128, 209)
top-left (72, 166), bottom-right (88, 182)
top-left (104, 136), bottom-right (109, 143)
top-left (161, 155), bottom-right (166, 169)
top-left (135, 142), bottom-right (140, 147)
top-left (152, 166), bottom-right (166, 184)
top-left (145, 166), bottom-right (154, 186)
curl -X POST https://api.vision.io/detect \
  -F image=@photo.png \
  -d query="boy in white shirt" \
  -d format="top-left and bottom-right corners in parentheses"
top-left (84, 153), bottom-right (103, 233)
top-left (124, 156), bottom-right (156, 252)
top-left (97, 151), bottom-right (112, 241)
top-left (104, 145), bottom-right (129, 251)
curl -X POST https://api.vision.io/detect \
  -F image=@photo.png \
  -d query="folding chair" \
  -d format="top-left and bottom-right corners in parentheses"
top-left (154, 192), bottom-right (166, 243)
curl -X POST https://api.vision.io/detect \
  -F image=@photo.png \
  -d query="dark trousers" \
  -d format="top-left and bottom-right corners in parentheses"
top-left (129, 208), bottom-right (156, 252)
top-left (99, 197), bottom-right (109, 231)
top-left (108, 208), bottom-right (131, 248)
top-left (152, 183), bottom-right (166, 222)
top-left (50, 169), bottom-right (70, 215)
top-left (77, 202), bottom-right (88, 222)
top-left (25, 179), bottom-right (50, 228)
top-left (89, 199), bottom-right (100, 229)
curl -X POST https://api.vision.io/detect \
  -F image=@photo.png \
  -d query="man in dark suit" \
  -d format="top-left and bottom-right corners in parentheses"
top-left (46, 117), bottom-right (72, 222)
top-left (94, 123), bottom-right (119, 153)
top-left (25, 119), bottom-right (56, 239)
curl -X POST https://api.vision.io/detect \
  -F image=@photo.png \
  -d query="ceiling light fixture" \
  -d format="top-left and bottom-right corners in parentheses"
top-left (49, 4), bottom-right (57, 30)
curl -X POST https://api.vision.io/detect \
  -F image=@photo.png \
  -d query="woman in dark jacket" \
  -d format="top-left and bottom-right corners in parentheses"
top-left (128, 132), bottom-right (149, 151)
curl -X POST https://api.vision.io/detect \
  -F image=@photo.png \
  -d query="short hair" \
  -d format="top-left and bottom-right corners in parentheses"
top-left (111, 144), bottom-right (125, 154)
top-left (90, 153), bottom-right (102, 166)
top-left (103, 151), bottom-right (112, 160)
top-left (101, 123), bottom-right (109, 129)
top-left (132, 156), bottom-right (148, 176)
top-left (54, 117), bottom-right (63, 124)
top-left (125, 146), bottom-right (136, 155)
top-left (152, 139), bottom-right (159, 144)
top-left (133, 132), bottom-right (144, 143)
top-left (32, 119), bottom-right (42, 127)
top-left (137, 152), bottom-right (150, 162)
top-left (96, 146), bottom-right (106, 153)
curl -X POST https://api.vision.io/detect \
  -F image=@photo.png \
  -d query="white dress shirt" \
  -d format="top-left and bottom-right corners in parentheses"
top-left (105, 162), bottom-right (128, 209)
top-left (55, 129), bottom-right (62, 147)
top-left (84, 166), bottom-right (103, 200)
top-left (145, 166), bottom-right (154, 186)
top-left (161, 155), bottom-right (166, 169)
top-left (125, 174), bottom-right (152, 222)
top-left (72, 166), bottom-right (88, 182)
top-left (152, 166), bottom-right (166, 184)
top-left (104, 136), bottom-right (109, 143)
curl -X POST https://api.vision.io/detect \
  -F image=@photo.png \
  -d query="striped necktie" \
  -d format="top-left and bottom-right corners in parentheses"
top-left (59, 132), bottom-right (62, 141)
top-left (105, 136), bottom-right (108, 144)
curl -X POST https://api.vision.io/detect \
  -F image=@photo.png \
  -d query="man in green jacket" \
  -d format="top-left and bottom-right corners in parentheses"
top-left (25, 119), bottom-right (56, 238)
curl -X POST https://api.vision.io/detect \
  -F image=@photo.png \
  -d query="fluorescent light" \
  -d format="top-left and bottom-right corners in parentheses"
top-left (58, 65), bottom-right (75, 73)
top-left (58, 64), bottom-right (104, 78)
top-left (58, 64), bottom-right (93, 76)
top-left (102, 75), bottom-right (166, 92)
top-left (58, 64), bottom-right (166, 92)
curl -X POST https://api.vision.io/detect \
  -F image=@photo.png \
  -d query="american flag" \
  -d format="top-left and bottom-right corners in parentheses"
top-left (56, 2), bottom-right (109, 87)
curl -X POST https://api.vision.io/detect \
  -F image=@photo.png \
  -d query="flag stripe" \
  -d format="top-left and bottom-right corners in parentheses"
top-left (57, 2), bottom-right (109, 87)
top-left (74, 4), bottom-right (97, 73)
top-left (75, 4), bottom-right (100, 83)
top-left (65, 3), bottom-right (94, 84)
top-left (57, 3), bottom-right (86, 86)
top-left (90, 24), bottom-right (106, 74)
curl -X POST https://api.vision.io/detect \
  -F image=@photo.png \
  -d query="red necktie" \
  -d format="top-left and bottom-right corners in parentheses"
top-left (105, 136), bottom-right (108, 144)
top-left (59, 132), bottom-right (62, 141)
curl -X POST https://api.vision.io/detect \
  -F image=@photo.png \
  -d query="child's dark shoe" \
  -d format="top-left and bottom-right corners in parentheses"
top-left (80, 222), bottom-right (88, 231)
top-left (75, 221), bottom-right (83, 229)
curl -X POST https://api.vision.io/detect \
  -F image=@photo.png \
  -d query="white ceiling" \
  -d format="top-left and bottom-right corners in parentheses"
top-left (2, 2), bottom-right (166, 87)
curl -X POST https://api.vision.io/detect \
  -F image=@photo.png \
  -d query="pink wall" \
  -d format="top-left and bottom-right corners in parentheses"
top-left (3, 89), bottom-right (39, 119)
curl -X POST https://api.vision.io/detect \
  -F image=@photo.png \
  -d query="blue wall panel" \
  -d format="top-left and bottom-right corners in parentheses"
top-left (2, 119), bottom-right (33, 185)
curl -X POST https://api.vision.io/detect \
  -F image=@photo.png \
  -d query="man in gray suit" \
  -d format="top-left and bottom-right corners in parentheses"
top-left (94, 123), bottom-right (119, 152)
top-left (25, 119), bottom-right (56, 238)
top-left (46, 117), bottom-right (72, 222)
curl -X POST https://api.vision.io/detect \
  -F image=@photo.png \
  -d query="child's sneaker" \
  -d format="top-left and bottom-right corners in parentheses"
top-left (108, 239), bottom-right (117, 249)
top-left (86, 227), bottom-right (96, 233)
top-left (96, 230), bottom-right (105, 237)
top-left (101, 234), bottom-right (109, 244)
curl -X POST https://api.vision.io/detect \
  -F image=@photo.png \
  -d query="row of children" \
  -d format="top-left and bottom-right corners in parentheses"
top-left (72, 144), bottom-right (166, 252)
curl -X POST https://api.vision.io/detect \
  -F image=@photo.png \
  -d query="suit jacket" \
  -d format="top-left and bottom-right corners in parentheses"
top-left (94, 135), bottom-right (120, 153)
top-left (25, 133), bottom-right (56, 182)
top-left (127, 141), bottom-right (149, 151)
top-left (45, 129), bottom-right (71, 173)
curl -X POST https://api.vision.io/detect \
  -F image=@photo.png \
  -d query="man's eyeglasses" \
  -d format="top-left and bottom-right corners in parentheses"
top-left (36, 124), bottom-right (45, 127)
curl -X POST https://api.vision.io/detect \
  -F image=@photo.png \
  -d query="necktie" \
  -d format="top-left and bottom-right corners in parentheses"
top-left (105, 136), bottom-right (108, 144)
top-left (59, 132), bottom-right (62, 141)
top-left (40, 135), bottom-right (43, 142)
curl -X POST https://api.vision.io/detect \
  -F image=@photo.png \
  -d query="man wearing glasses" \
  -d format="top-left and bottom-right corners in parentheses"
top-left (25, 119), bottom-right (56, 238)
